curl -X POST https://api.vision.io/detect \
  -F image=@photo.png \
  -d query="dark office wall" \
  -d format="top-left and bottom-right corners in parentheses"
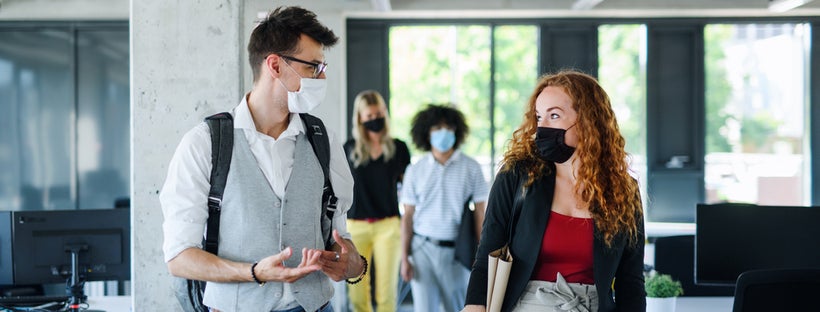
top-left (346, 21), bottom-right (390, 137)
top-left (539, 23), bottom-right (598, 76)
top-left (645, 23), bottom-right (705, 222)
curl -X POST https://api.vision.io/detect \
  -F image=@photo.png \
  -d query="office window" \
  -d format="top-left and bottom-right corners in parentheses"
top-left (0, 24), bottom-right (129, 211)
top-left (388, 24), bottom-right (538, 179)
top-left (704, 23), bottom-right (810, 205)
top-left (0, 29), bottom-right (74, 211)
top-left (492, 26), bottom-right (539, 169)
top-left (598, 24), bottom-right (648, 204)
top-left (76, 30), bottom-right (130, 210)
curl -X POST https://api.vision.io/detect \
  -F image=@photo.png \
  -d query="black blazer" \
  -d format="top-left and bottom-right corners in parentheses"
top-left (465, 165), bottom-right (646, 312)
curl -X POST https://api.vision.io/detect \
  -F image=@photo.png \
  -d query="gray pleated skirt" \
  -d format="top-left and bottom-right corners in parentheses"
top-left (512, 273), bottom-right (598, 312)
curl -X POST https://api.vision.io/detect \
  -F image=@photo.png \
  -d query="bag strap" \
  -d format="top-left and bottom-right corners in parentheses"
top-left (204, 112), bottom-right (234, 255)
top-left (298, 113), bottom-right (338, 249)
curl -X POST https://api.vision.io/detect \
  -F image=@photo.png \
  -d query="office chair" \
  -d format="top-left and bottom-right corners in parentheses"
top-left (653, 235), bottom-right (735, 296)
top-left (732, 268), bottom-right (820, 312)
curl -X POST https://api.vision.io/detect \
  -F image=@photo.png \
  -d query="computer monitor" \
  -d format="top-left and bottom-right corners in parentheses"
top-left (695, 203), bottom-right (820, 286)
top-left (0, 208), bottom-right (130, 288)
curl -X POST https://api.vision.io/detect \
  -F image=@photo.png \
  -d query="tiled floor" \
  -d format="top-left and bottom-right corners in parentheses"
top-left (335, 275), bottom-right (419, 311)
top-left (333, 279), bottom-right (414, 312)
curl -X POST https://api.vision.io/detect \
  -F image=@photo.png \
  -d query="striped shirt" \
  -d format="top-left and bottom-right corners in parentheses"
top-left (401, 151), bottom-right (489, 240)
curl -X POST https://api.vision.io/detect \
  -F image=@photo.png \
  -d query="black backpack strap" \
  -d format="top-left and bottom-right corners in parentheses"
top-left (203, 112), bottom-right (234, 255)
top-left (299, 113), bottom-right (337, 249)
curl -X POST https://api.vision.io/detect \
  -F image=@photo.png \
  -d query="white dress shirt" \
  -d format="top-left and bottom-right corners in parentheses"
top-left (160, 95), bottom-right (354, 262)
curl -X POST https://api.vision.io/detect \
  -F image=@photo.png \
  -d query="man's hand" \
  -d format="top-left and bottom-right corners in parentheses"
top-left (253, 247), bottom-right (322, 283)
top-left (400, 256), bottom-right (413, 282)
top-left (318, 230), bottom-right (363, 282)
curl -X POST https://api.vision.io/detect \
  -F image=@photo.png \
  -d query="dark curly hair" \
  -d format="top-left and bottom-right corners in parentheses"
top-left (410, 104), bottom-right (469, 152)
top-left (501, 70), bottom-right (642, 247)
top-left (247, 6), bottom-right (339, 82)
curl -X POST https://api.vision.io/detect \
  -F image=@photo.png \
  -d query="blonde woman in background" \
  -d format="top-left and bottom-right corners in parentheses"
top-left (343, 90), bottom-right (411, 312)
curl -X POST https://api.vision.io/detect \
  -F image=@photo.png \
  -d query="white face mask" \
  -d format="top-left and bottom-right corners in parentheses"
top-left (278, 60), bottom-right (327, 113)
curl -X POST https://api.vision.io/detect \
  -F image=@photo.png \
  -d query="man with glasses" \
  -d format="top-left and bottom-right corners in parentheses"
top-left (161, 6), bottom-right (364, 312)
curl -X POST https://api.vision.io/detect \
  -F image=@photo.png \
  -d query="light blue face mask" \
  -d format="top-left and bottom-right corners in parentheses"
top-left (430, 128), bottom-right (456, 152)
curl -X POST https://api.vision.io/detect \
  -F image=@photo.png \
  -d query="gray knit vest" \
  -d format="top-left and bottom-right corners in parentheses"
top-left (202, 128), bottom-right (333, 312)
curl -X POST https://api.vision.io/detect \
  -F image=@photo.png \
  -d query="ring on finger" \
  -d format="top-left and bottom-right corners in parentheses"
top-left (334, 252), bottom-right (340, 262)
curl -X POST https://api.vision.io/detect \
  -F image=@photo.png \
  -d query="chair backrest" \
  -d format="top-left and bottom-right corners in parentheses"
top-left (732, 268), bottom-right (820, 312)
top-left (654, 235), bottom-right (735, 296)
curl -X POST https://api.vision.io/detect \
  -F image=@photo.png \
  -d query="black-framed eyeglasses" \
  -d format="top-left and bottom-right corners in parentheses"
top-left (281, 55), bottom-right (328, 79)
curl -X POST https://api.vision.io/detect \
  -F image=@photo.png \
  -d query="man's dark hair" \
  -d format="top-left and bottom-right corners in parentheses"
top-left (247, 6), bottom-right (339, 82)
top-left (410, 104), bottom-right (470, 151)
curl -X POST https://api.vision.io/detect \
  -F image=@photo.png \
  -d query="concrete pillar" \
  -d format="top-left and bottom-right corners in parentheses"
top-left (131, 0), bottom-right (242, 308)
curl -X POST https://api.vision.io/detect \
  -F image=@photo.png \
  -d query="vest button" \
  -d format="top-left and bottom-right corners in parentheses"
top-left (275, 202), bottom-right (281, 208)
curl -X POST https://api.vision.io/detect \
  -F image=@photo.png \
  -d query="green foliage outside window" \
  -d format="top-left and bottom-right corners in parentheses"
top-left (492, 26), bottom-right (538, 166)
top-left (705, 25), bottom-right (733, 154)
top-left (388, 25), bottom-right (537, 178)
top-left (598, 24), bottom-right (646, 157)
top-left (705, 24), bottom-right (798, 155)
top-left (388, 25), bottom-right (490, 159)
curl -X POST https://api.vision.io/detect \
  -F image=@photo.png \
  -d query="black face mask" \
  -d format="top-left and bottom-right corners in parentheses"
top-left (534, 125), bottom-right (576, 163)
top-left (363, 117), bottom-right (386, 133)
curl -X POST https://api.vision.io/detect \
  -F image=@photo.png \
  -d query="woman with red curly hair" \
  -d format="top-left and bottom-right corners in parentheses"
top-left (463, 71), bottom-right (645, 312)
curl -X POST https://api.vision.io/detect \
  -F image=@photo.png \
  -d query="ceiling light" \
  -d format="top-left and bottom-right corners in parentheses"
top-left (768, 0), bottom-right (814, 12)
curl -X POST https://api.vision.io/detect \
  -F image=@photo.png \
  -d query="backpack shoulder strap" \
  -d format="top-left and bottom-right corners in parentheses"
top-left (299, 113), bottom-right (330, 184)
top-left (203, 112), bottom-right (234, 255)
top-left (299, 113), bottom-right (338, 249)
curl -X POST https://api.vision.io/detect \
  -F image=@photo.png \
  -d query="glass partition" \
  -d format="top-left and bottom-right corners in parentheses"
top-left (0, 24), bottom-right (129, 211)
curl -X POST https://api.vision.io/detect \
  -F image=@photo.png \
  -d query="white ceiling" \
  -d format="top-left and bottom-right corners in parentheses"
top-left (1, 0), bottom-right (817, 21)
top-left (348, 0), bottom-right (820, 16)
top-left (383, 0), bottom-right (820, 10)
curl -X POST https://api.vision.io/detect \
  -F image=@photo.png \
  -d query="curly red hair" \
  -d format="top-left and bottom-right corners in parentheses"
top-left (500, 70), bottom-right (642, 247)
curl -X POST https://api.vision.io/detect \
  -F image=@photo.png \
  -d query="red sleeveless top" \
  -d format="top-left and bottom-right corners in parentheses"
top-left (531, 210), bottom-right (595, 284)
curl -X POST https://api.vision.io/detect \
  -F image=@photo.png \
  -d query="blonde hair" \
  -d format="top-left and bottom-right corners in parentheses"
top-left (350, 90), bottom-right (396, 167)
top-left (501, 71), bottom-right (642, 247)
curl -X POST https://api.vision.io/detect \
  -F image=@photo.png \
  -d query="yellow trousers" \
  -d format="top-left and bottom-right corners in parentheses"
top-left (347, 216), bottom-right (401, 312)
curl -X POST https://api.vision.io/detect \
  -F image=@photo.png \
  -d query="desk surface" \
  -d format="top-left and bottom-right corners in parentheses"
top-left (646, 222), bottom-right (696, 237)
top-left (677, 297), bottom-right (733, 312)
top-left (87, 296), bottom-right (131, 312)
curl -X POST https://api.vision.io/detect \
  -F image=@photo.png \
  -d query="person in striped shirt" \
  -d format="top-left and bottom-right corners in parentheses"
top-left (400, 104), bottom-right (490, 312)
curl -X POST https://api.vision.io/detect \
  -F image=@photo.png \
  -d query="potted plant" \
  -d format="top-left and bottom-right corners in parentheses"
top-left (645, 271), bottom-right (683, 312)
